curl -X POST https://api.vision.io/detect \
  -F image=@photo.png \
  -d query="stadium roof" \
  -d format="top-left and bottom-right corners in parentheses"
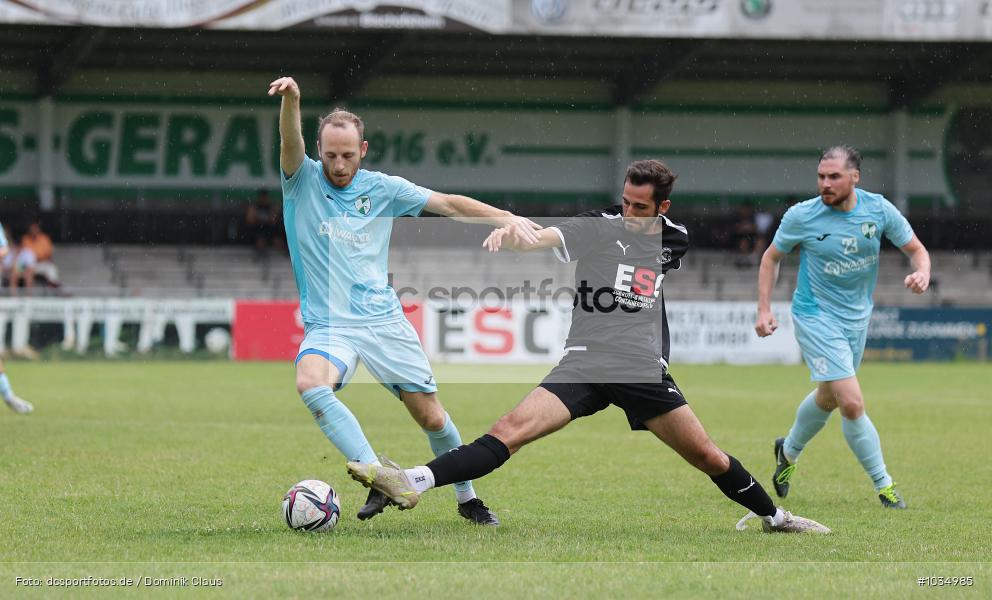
top-left (2, 25), bottom-right (991, 109)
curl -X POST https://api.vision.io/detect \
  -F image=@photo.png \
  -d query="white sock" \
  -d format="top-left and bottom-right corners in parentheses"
top-left (455, 488), bottom-right (477, 504)
top-left (404, 466), bottom-right (435, 494)
top-left (763, 507), bottom-right (786, 527)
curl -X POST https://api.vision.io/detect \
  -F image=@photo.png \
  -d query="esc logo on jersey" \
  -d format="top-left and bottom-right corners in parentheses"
top-left (614, 263), bottom-right (663, 298)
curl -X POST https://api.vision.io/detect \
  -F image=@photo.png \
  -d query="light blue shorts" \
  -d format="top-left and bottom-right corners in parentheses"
top-left (792, 312), bottom-right (868, 382)
top-left (295, 319), bottom-right (437, 398)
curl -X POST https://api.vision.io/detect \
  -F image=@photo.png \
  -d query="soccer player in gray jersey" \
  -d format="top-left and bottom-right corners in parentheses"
top-left (348, 160), bottom-right (829, 533)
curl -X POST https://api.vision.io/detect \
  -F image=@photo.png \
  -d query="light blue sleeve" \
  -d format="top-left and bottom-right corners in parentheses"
top-left (0, 222), bottom-right (6, 248)
top-left (881, 199), bottom-right (914, 248)
top-left (281, 156), bottom-right (318, 202)
top-left (772, 205), bottom-right (805, 253)
top-left (385, 174), bottom-right (432, 217)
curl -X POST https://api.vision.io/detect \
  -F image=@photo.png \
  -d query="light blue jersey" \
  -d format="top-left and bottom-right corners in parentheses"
top-left (773, 188), bottom-right (914, 329)
top-left (281, 157), bottom-right (431, 326)
top-left (0, 223), bottom-right (6, 248)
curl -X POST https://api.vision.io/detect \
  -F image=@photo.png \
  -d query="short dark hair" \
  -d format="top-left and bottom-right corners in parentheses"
top-left (819, 145), bottom-right (862, 171)
top-left (318, 108), bottom-right (365, 142)
top-left (625, 159), bottom-right (677, 206)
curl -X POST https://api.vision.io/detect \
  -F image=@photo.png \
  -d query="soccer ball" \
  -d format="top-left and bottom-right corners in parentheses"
top-left (282, 479), bottom-right (341, 532)
top-left (203, 327), bottom-right (230, 354)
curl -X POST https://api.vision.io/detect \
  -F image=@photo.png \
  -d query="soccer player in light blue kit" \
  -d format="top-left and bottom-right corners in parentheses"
top-left (268, 76), bottom-right (539, 525)
top-left (0, 223), bottom-right (33, 414)
top-left (755, 146), bottom-right (931, 509)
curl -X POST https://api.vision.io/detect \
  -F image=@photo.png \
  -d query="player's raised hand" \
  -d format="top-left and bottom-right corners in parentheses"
top-left (268, 76), bottom-right (300, 99)
top-left (501, 215), bottom-right (542, 245)
top-left (904, 271), bottom-right (930, 294)
top-left (754, 310), bottom-right (779, 337)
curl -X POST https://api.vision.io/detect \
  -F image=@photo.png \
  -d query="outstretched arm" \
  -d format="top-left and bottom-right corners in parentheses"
top-left (483, 226), bottom-right (562, 253)
top-left (424, 192), bottom-right (541, 245)
top-left (267, 76), bottom-right (305, 178)
top-left (755, 244), bottom-right (787, 337)
top-left (899, 235), bottom-right (931, 294)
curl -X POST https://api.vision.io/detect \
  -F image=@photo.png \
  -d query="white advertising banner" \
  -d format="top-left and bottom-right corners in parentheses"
top-left (515, 0), bottom-right (992, 41)
top-left (3, 0), bottom-right (992, 39)
top-left (413, 299), bottom-right (801, 365)
top-left (665, 301), bottom-right (801, 365)
top-left (0, 297), bottom-right (800, 364)
top-left (0, 0), bottom-right (511, 31)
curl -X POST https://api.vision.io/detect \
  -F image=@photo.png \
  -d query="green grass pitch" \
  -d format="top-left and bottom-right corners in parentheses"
top-left (1, 361), bottom-right (989, 597)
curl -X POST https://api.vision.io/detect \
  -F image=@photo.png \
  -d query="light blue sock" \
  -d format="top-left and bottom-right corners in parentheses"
top-left (423, 412), bottom-right (476, 503)
top-left (301, 386), bottom-right (377, 464)
top-left (842, 413), bottom-right (892, 491)
top-left (783, 390), bottom-right (832, 461)
top-left (0, 373), bottom-right (13, 401)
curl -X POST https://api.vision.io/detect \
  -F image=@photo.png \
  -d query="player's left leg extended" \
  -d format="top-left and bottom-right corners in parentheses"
top-left (645, 405), bottom-right (778, 518)
top-left (644, 405), bottom-right (829, 533)
top-left (826, 376), bottom-right (904, 508)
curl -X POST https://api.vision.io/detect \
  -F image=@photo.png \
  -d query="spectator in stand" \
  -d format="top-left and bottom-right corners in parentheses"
top-left (0, 224), bottom-right (12, 292)
top-left (733, 202), bottom-right (758, 267)
top-left (245, 189), bottom-right (283, 259)
top-left (2, 225), bottom-right (36, 295)
top-left (20, 221), bottom-right (59, 289)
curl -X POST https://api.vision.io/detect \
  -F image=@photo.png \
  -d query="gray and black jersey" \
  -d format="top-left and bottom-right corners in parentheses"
top-left (549, 205), bottom-right (689, 372)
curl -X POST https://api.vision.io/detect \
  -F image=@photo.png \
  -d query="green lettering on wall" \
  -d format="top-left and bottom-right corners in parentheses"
top-left (164, 114), bottom-right (211, 176)
top-left (214, 115), bottom-right (263, 176)
top-left (0, 109), bottom-right (17, 174)
top-left (67, 111), bottom-right (113, 176)
top-left (118, 113), bottom-right (161, 175)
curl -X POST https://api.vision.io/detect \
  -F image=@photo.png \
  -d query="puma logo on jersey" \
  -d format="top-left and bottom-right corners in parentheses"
top-left (616, 240), bottom-right (630, 256)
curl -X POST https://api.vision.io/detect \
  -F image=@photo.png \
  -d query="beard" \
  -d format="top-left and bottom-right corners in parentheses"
top-left (821, 192), bottom-right (848, 206)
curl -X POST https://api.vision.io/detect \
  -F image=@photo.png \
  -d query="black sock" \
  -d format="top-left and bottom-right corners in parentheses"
top-left (709, 455), bottom-right (776, 517)
top-left (426, 434), bottom-right (511, 488)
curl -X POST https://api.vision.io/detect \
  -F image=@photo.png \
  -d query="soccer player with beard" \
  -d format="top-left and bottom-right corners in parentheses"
top-left (348, 159), bottom-right (830, 533)
top-left (268, 76), bottom-right (541, 525)
top-left (754, 145), bottom-right (931, 509)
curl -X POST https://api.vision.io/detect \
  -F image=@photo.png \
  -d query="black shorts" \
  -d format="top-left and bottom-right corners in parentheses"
top-left (539, 351), bottom-right (687, 431)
